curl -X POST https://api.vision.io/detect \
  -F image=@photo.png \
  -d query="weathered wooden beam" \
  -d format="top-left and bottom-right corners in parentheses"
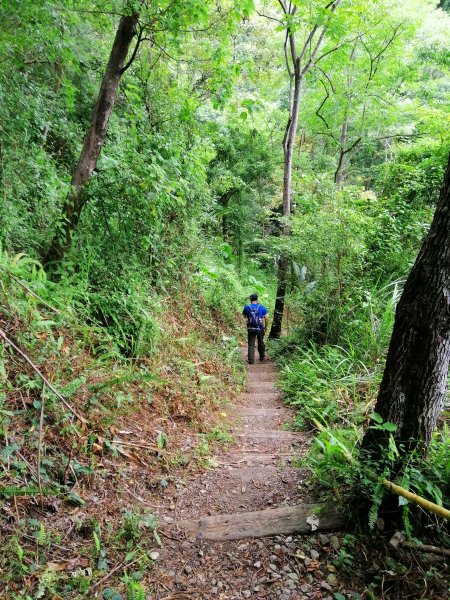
top-left (178, 503), bottom-right (346, 541)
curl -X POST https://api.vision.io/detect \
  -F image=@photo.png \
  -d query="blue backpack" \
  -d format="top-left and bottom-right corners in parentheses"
top-left (247, 304), bottom-right (262, 331)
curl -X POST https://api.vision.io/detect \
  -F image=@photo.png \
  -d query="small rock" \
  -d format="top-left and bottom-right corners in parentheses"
top-left (198, 550), bottom-right (204, 557)
top-left (320, 581), bottom-right (333, 592)
top-left (319, 534), bottom-right (329, 545)
top-left (253, 561), bottom-right (261, 568)
top-left (211, 578), bottom-right (217, 586)
top-left (304, 557), bottom-right (311, 567)
top-left (211, 587), bottom-right (218, 594)
top-left (184, 565), bottom-right (192, 575)
top-left (283, 565), bottom-right (291, 572)
top-left (329, 535), bottom-right (340, 550)
top-left (242, 591), bottom-right (251, 598)
top-left (300, 584), bottom-right (311, 593)
top-left (280, 594), bottom-right (291, 600)
top-left (287, 573), bottom-right (299, 582)
top-left (327, 574), bottom-right (337, 586)
top-left (285, 537), bottom-right (293, 542)
top-left (305, 574), bottom-right (314, 584)
top-left (286, 580), bottom-right (297, 590)
top-left (270, 555), bottom-right (278, 562)
top-left (274, 544), bottom-right (282, 551)
top-left (269, 563), bottom-right (278, 572)
top-left (309, 549), bottom-right (320, 560)
top-left (181, 541), bottom-right (190, 550)
top-left (149, 551), bottom-right (160, 561)
top-left (253, 586), bottom-right (260, 592)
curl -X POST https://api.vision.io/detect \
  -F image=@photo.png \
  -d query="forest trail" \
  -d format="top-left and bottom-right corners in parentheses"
top-left (153, 350), bottom-right (346, 599)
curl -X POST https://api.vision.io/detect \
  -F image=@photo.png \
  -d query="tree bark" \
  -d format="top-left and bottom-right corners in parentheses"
top-left (362, 152), bottom-right (450, 455)
top-left (44, 13), bottom-right (139, 265)
top-left (270, 256), bottom-right (289, 339)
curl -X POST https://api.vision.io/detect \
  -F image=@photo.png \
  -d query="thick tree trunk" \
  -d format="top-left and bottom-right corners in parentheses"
top-left (362, 153), bottom-right (450, 455)
top-left (44, 13), bottom-right (138, 265)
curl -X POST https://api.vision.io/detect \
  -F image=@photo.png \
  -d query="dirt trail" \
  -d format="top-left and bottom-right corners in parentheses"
top-left (154, 351), bottom-right (344, 599)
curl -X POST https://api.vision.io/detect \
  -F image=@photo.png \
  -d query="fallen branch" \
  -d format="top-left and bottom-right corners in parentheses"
top-left (402, 541), bottom-right (450, 558)
top-left (0, 328), bottom-right (88, 425)
top-left (112, 439), bottom-right (175, 455)
top-left (93, 554), bottom-right (145, 589)
top-left (0, 267), bottom-right (61, 314)
top-left (37, 384), bottom-right (46, 506)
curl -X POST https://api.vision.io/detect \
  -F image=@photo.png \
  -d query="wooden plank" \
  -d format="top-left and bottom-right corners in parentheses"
top-left (235, 430), bottom-right (301, 439)
top-left (178, 503), bottom-right (346, 541)
top-left (241, 393), bottom-right (281, 401)
top-left (238, 408), bottom-right (287, 416)
top-left (245, 384), bottom-right (279, 392)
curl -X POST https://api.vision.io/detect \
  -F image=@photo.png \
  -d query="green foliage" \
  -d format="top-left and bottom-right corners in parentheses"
top-left (1, 0), bottom-right (450, 595)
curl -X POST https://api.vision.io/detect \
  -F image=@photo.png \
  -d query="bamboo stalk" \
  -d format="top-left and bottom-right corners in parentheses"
top-left (312, 418), bottom-right (450, 521)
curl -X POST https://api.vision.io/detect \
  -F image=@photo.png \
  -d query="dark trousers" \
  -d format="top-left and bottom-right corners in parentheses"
top-left (247, 330), bottom-right (265, 364)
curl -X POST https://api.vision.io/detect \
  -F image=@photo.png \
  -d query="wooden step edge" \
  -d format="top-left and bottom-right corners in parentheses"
top-left (177, 503), bottom-right (346, 541)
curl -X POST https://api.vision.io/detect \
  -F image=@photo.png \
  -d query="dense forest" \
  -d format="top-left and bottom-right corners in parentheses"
top-left (1, 0), bottom-right (449, 598)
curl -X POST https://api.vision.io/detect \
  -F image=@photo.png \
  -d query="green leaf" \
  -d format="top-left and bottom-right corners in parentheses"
top-left (370, 412), bottom-right (383, 424)
top-left (382, 422), bottom-right (397, 432)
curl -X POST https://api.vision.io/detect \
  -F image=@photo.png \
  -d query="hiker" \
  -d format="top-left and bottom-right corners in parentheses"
top-left (243, 293), bottom-right (269, 364)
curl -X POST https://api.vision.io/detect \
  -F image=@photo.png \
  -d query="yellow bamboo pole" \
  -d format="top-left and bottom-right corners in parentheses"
top-left (312, 418), bottom-right (450, 521)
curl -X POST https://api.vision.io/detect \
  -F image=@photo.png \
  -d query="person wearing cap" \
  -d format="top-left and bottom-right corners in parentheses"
top-left (242, 293), bottom-right (269, 364)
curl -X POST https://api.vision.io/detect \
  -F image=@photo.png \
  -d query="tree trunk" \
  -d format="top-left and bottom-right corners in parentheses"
top-left (270, 256), bottom-right (289, 339)
top-left (270, 0), bottom-right (341, 338)
top-left (334, 112), bottom-right (348, 184)
top-left (282, 72), bottom-right (302, 218)
top-left (270, 62), bottom-right (302, 340)
top-left (362, 152), bottom-right (450, 455)
top-left (44, 13), bottom-right (138, 265)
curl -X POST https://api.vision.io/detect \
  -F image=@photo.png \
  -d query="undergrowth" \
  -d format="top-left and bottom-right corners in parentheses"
top-left (0, 244), bottom-right (268, 597)
top-left (274, 277), bottom-right (450, 548)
